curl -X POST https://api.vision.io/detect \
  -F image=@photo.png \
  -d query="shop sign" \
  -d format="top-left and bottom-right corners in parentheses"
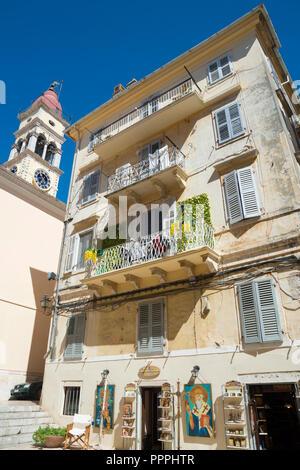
top-left (138, 365), bottom-right (160, 379)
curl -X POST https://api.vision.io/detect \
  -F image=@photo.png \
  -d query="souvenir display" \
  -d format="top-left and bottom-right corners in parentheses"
top-left (184, 384), bottom-right (214, 438)
top-left (122, 383), bottom-right (136, 448)
top-left (157, 383), bottom-right (173, 446)
top-left (222, 381), bottom-right (249, 449)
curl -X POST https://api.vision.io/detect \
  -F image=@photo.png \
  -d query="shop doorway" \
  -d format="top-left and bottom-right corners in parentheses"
top-left (248, 383), bottom-right (300, 450)
top-left (141, 387), bottom-right (162, 450)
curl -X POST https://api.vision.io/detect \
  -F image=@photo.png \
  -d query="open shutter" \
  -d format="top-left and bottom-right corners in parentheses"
top-left (228, 103), bottom-right (244, 139)
top-left (89, 170), bottom-right (100, 201)
top-left (208, 61), bottom-right (220, 84)
top-left (65, 235), bottom-right (77, 273)
top-left (237, 167), bottom-right (260, 219)
top-left (215, 109), bottom-right (230, 143)
top-left (238, 282), bottom-right (261, 344)
top-left (224, 171), bottom-right (243, 224)
top-left (255, 279), bottom-right (282, 342)
top-left (220, 55), bottom-right (232, 78)
top-left (77, 231), bottom-right (93, 269)
top-left (138, 303), bottom-right (151, 354)
top-left (150, 301), bottom-right (164, 354)
top-left (82, 175), bottom-right (91, 205)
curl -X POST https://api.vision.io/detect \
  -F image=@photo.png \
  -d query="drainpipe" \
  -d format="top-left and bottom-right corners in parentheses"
top-left (44, 125), bottom-right (81, 360)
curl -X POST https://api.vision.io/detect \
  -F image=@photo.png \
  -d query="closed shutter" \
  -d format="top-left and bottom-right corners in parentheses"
top-left (220, 55), bottom-right (232, 78)
top-left (238, 279), bottom-right (282, 344)
top-left (224, 171), bottom-right (243, 224)
top-left (140, 145), bottom-right (149, 161)
top-left (238, 282), bottom-right (261, 344)
top-left (208, 55), bottom-right (232, 84)
top-left (65, 235), bottom-right (77, 273)
top-left (228, 103), bottom-right (244, 139)
top-left (64, 314), bottom-right (86, 360)
top-left (82, 171), bottom-right (100, 205)
top-left (255, 279), bottom-right (282, 342)
top-left (215, 109), bottom-right (230, 143)
top-left (237, 167), bottom-right (260, 219)
top-left (215, 103), bottom-right (244, 143)
top-left (208, 61), bottom-right (220, 84)
top-left (138, 301), bottom-right (164, 354)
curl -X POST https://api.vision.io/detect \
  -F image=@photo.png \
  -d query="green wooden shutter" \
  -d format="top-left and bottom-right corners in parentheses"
top-left (150, 301), bottom-right (164, 354)
top-left (255, 279), bottom-right (282, 342)
top-left (237, 167), bottom-right (260, 219)
top-left (138, 303), bottom-right (151, 354)
top-left (64, 314), bottom-right (86, 360)
top-left (238, 282), bottom-right (262, 344)
top-left (224, 170), bottom-right (243, 224)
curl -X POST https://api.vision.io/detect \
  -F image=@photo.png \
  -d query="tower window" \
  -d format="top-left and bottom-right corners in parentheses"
top-left (35, 135), bottom-right (46, 157)
top-left (45, 143), bottom-right (56, 165)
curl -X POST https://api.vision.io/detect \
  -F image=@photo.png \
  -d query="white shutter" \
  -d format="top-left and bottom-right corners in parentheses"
top-left (255, 279), bottom-right (282, 342)
top-left (81, 175), bottom-right (91, 205)
top-left (64, 314), bottom-right (86, 360)
top-left (220, 55), bottom-right (232, 78)
top-left (238, 282), bottom-right (261, 344)
top-left (237, 167), bottom-right (260, 219)
top-left (224, 171), bottom-right (243, 224)
top-left (208, 61), bottom-right (220, 84)
top-left (65, 235), bottom-right (77, 273)
top-left (208, 55), bottom-right (232, 84)
top-left (77, 231), bottom-right (93, 269)
top-left (215, 109), bottom-right (230, 143)
top-left (82, 171), bottom-right (100, 205)
top-left (228, 103), bottom-right (244, 139)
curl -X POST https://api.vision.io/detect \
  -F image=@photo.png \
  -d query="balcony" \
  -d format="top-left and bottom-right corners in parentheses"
top-left (91, 79), bottom-right (203, 160)
top-left (83, 223), bottom-right (219, 292)
top-left (106, 146), bottom-right (188, 202)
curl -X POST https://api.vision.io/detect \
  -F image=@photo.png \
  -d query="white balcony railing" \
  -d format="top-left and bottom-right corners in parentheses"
top-left (107, 146), bottom-right (185, 194)
top-left (95, 222), bottom-right (214, 275)
top-left (90, 79), bottom-right (194, 150)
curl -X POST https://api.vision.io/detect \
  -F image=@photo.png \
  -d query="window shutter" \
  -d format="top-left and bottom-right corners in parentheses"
top-left (220, 55), bottom-right (232, 78)
top-left (208, 61), bottom-right (220, 84)
top-left (82, 171), bottom-right (100, 205)
top-left (64, 315), bottom-right (86, 360)
top-left (238, 282), bottom-right (262, 344)
top-left (65, 235), bottom-right (77, 273)
top-left (255, 279), bottom-right (282, 342)
top-left (215, 109), bottom-right (230, 143)
top-left (150, 301), bottom-right (164, 354)
top-left (237, 167), bottom-right (260, 219)
top-left (88, 134), bottom-right (94, 152)
top-left (77, 231), bottom-right (93, 269)
top-left (138, 303), bottom-right (151, 354)
top-left (82, 175), bottom-right (91, 205)
top-left (224, 171), bottom-right (243, 224)
top-left (140, 145), bottom-right (149, 161)
top-left (228, 103), bottom-right (244, 139)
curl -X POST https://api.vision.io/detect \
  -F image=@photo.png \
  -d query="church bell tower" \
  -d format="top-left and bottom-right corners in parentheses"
top-left (3, 82), bottom-right (70, 198)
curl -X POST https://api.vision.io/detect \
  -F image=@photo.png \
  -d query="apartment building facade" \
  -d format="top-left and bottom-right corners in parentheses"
top-left (41, 5), bottom-right (300, 450)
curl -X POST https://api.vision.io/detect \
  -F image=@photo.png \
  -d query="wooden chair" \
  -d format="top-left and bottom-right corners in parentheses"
top-left (64, 414), bottom-right (92, 450)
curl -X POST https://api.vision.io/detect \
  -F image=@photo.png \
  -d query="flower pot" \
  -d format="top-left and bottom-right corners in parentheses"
top-left (45, 435), bottom-right (65, 448)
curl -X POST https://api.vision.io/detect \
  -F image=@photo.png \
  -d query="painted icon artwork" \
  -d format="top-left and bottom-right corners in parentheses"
top-left (95, 384), bottom-right (115, 429)
top-left (184, 384), bottom-right (214, 437)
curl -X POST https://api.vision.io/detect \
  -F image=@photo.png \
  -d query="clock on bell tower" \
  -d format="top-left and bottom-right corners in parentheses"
top-left (3, 81), bottom-right (70, 198)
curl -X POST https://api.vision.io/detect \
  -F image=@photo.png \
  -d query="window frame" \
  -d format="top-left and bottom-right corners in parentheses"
top-left (207, 54), bottom-right (233, 85)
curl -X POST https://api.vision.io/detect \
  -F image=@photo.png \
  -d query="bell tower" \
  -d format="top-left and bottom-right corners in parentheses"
top-left (3, 82), bottom-right (70, 198)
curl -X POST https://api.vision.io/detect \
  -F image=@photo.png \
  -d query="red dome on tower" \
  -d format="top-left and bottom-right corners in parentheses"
top-left (32, 83), bottom-right (62, 116)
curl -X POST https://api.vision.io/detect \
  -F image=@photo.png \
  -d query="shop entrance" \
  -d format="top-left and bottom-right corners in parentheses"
top-left (141, 387), bottom-right (162, 450)
top-left (248, 383), bottom-right (300, 450)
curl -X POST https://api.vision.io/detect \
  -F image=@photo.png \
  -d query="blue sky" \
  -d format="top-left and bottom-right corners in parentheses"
top-left (0, 0), bottom-right (299, 203)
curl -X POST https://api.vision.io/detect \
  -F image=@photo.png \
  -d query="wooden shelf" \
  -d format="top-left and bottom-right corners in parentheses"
top-left (158, 439), bottom-right (173, 443)
top-left (226, 445), bottom-right (249, 450)
top-left (122, 435), bottom-right (136, 439)
top-left (226, 433), bottom-right (247, 438)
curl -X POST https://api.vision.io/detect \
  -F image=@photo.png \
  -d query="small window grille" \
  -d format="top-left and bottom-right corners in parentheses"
top-left (63, 386), bottom-right (80, 415)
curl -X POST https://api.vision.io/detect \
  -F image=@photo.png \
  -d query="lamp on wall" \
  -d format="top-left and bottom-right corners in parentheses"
top-left (40, 295), bottom-right (52, 316)
top-left (101, 369), bottom-right (109, 380)
top-left (191, 365), bottom-right (200, 379)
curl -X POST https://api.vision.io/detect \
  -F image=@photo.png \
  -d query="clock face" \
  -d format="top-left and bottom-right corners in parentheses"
top-left (34, 169), bottom-right (51, 190)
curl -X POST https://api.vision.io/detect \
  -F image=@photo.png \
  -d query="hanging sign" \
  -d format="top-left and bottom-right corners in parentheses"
top-left (138, 365), bottom-right (160, 379)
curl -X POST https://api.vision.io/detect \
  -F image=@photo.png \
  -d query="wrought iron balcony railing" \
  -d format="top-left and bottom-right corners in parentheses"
top-left (89, 79), bottom-right (194, 150)
top-left (107, 146), bottom-right (185, 194)
top-left (94, 222), bottom-right (214, 275)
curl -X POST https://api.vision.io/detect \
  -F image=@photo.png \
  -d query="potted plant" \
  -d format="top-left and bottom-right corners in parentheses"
top-left (33, 425), bottom-right (67, 448)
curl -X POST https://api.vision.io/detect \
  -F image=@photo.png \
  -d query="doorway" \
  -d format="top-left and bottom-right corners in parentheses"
top-left (248, 383), bottom-right (300, 450)
top-left (141, 387), bottom-right (162, 450)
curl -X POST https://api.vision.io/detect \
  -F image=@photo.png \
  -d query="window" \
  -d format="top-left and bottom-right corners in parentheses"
top-left (140, 141), bottom-right (160, 161)
top-left (224, 166), bottom-right (260, 224)
top-left (137, 300), bottom-right (164, 355)
top-left (238, 279), bottom-right (282, 344)
top-left (63, 386), bottom-right (81, 415)
top-left (65, 230), bottom-right (93, 272)
top-left (215, 102), bottom-right (244, 144)
top-left (208, 55), bottom-right (232, 84)
top-left (64, 314), bottom-right (86, 360)
top-left (82, 170), bottom-right (100, 205)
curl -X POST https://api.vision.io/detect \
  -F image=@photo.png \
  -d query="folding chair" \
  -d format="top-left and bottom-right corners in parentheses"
top-left (64, 414), bottom-right (92, 450)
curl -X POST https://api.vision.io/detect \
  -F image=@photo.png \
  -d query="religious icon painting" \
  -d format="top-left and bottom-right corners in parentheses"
top-left (184, 384), bottom-right (214, 438)
top-left (95, 384), bottom-right (115, 429)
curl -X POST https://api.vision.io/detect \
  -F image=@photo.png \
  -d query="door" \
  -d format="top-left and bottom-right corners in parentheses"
top-left (141, 387), bottom-right (161, 450)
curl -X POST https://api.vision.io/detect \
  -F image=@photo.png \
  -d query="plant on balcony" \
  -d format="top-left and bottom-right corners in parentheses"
top-left (84, 247), bottom-right (97, 264)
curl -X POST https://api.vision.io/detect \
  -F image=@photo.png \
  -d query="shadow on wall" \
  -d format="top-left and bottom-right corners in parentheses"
top-left (26, 267), bottom-right (54, 382)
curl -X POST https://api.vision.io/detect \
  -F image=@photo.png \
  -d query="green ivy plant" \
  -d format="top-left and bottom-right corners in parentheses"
top-left (32, 425), bottom-right (67, 445)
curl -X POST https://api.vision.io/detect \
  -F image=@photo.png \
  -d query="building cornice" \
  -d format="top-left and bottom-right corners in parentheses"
top-left (3, 149), bottom-right (64, 176)
top-left (0, 166), bottom-right (65, 220)
top-left (66, 4), bottom-right (291, 142)
top-left (18, 100), bottom-right (70, 128)
top-left (14, 117), bottom-right (66, 144)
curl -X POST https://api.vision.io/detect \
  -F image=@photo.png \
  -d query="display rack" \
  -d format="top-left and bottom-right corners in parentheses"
top-left (122, 383), bottom-right (137, 449)
top-left (222, 381), bottom-right (249, 450)
top-left (157, 382), bottom-right (174, 449)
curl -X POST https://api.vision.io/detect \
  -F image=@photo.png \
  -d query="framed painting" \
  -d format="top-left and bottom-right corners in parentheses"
top-left (95, 384), bottom-right (115, 429)
top-left (184, 384), bottom-right (214, 438)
